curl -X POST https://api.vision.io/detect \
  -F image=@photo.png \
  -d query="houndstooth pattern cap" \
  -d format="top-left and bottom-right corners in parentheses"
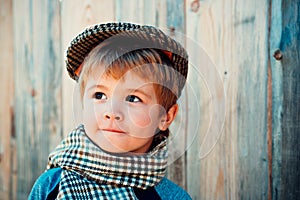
top-left (65, 22), bottom-right (188, 81)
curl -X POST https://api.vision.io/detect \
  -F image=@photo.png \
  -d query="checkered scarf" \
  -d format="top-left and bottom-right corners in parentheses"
top-left (47, 125), bottom-right (168, 199)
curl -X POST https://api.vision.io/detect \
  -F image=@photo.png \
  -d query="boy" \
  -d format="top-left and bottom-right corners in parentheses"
top-left (29, 22), bottom-right (191, 199)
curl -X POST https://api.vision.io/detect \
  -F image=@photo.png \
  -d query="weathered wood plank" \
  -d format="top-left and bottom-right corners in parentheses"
top-left (12, 0), bottom-right (62, 198)
top-left (5, 1), bottom-right (299, 199)
top-left (165, 0), bottom-right (188, 190)
top-left (115, 0), bottom-right (168, 29)
top-left (115, 0), bottom-right (165, 27)
top-left (61, 0), bottom-right (115, 136)
top-left (233, 2), bottom-right (269, 199)
top-left (186, 1), bottom-right (233, 198)
top-left (271, 1), bottom-right (300, 199)
top-left (116, 0), bottom-right (144, 23)
top-left (186, 0), bottom-right (269, 199)
top-left (155, 0), bottom-right (168, 28)
top-left (269, 0), bottom-right (283, 199)
top-left (0, 0), bottom-right (14, 199)
top-left (236, 0), bottom-right (269, 197)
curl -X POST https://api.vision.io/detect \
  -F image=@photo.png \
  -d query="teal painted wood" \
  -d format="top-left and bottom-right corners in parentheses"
top-left (276, 1), bottom-right (300, 199)
top-left (5, 1), bottom-right (299, 199)
top-left (270, 0), bottom-right (283, 199)
top-left (12, 0), bottom-right (62, 198)
top-left (270, 0), bottom-right (300, 199)
top-left (167, 0), bottom-right (185, 33)
top-left (234, 1), bottom-right (269, 199)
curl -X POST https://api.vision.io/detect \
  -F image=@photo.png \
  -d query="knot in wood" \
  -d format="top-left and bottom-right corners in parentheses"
top-left (273, 49), bottom-right (283, 60)
top-left (191, 0), bottom-right (200, 13)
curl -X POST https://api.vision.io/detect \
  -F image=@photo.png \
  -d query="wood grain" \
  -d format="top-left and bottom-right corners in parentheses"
top-left (165, 0), bottom-right (188, 190)
top-left (12, 0), bottom-right (62, 198)
top-left (186, 0), bottom-right (269, 199)
top-left (0, 0), bottom-right (299, 199)
top-left (277, 1), bottom-right (300, 199)
top-left (0, 0), bottom-right (14, 199)
top-left (61, 0), bottom-right (115, 136)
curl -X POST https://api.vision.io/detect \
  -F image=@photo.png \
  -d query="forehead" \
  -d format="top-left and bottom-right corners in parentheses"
top-left (87, 68), bottom-right (155, 89)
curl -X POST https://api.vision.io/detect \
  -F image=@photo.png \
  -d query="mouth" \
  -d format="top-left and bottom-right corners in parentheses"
top-left (101, 128), bottom-right (126, 134)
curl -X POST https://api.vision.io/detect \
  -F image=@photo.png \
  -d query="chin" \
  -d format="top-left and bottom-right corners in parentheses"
top-left (97, 142), bottom-right (130, 153)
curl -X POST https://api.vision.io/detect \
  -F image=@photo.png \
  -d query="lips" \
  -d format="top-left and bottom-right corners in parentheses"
top-left (102, 128), bottom-right (126, 134)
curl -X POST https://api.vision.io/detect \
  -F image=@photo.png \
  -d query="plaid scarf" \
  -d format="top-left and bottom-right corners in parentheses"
top-left (47, 125), bottom-right (168, 199)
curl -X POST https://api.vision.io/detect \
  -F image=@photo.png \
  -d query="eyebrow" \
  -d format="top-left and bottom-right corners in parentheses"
top-left (86, 85), bottom-right (109, 93)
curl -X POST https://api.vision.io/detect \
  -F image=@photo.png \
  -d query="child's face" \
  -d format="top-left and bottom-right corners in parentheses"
top-left (82, 68), bottom-right (168, 153)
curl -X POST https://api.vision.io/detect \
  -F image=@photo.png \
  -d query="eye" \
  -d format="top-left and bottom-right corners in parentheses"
top-left (126, 95), bottom-right (142, 103)
top-left (94, 92), bottom-right (107, 100)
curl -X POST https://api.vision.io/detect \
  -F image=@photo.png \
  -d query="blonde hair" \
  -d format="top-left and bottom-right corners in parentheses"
top-left (78, 41), bottom-right (184, 112)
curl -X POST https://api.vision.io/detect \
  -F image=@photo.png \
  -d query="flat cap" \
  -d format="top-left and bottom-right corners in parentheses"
top-left (65, 22), bottom-right (188, 81)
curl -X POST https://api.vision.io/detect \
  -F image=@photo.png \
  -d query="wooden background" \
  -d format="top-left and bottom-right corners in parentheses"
top-left (0, 0), bottom-right (299, 199)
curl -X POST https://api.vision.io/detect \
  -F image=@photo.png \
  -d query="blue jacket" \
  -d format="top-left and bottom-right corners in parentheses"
top-left (28, 168), bottom-right (192, 200)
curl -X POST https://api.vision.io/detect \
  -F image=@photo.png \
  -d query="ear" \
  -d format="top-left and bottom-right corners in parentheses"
top-left (158, 104), bottom-right (179, 131)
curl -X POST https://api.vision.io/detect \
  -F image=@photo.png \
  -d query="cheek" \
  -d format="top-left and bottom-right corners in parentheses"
top-left (131, 112), bottom-right (152, 127)
top-left (83, 100), bottom-right (100, 128)
top-left (128, 105), bottom-right (162, 128)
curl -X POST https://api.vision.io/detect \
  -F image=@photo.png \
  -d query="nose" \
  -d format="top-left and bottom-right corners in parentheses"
top-left (103, 112), bottom-right (123, 121)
